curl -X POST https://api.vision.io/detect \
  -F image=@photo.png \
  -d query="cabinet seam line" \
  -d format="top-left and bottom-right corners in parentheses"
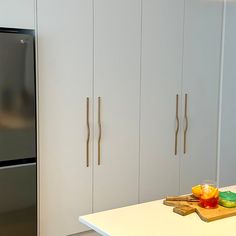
top-left (92, 0), bottom-right (95, 213)
top-left (34, 0), bottom-right (40, 235)
top-left (179, 0), bottom-right (186, 194)
top-left (138, 0), bottom-right (143, 204)
top-left (217, 0), bottom-right (226, 187)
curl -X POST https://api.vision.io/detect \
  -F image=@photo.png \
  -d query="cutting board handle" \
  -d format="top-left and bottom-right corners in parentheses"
top-left (173, 205), bottom-right (196, 216)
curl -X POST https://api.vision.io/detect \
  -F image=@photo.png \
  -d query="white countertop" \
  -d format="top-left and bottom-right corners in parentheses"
top-left (80, 186), bottom-right (236, 236)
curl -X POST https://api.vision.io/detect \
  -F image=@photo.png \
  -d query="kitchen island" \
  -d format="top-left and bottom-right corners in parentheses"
top-left (80, 186), bottom-right (236, 236)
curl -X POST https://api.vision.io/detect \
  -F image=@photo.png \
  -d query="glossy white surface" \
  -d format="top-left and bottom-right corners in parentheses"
top-left (80, 186), bottom-right (236, 236)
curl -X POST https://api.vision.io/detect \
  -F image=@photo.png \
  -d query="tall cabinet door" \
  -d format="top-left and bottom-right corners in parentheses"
top-left (219, 2), bottom-right (236, 187)
top-left (93, 0), bottom-right (141, 212)
top-left (37, 1), bottom-right (93, 235)
top-left (140, 0), bottom-right (184, 202)
top-left (180, 0), bottom-right (223, 193)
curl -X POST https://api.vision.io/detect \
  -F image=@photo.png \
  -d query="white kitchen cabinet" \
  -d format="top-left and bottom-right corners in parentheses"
top-left (140, 0), bottom-right (223, 202)
top-left (219, 2), bottom-right (236, 187)
top-left (93, 0), bottom-right (141, 212)
top-left (0, 0), bottom-right (35, 29)
top-left (38, 0), bottom-right (140, 235)
top-left (38, 0), bottom-right (93, 235)
top-left (140, 0), bottom-right (184, 202)
top-left (38, 0), bottom-right (225, 234)
top-left (180, 0), bottom-right (223, 193)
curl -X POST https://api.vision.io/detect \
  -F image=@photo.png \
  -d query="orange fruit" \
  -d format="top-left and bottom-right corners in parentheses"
top-left (201, 186), bottom-right (219, 199)
top-left (192, 185), bottom-right (202, 198)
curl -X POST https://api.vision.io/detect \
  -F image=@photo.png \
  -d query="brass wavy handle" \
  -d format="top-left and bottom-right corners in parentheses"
top-left (86, 97), bottom-right (90, 167)
top-left (98, 97), bottom-right (101, 165)
top-left (175, 94), bottom-right (179, 155)
top-left (184, 94), bottom-right (188, 154)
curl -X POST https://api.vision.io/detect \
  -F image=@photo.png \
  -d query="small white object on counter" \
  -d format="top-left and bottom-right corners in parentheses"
top-left (80, 185), bottom-right (236, 236)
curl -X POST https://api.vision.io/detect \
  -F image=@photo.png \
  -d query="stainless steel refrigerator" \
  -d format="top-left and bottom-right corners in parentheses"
top-left (0, 28), bottom-right (36, 236)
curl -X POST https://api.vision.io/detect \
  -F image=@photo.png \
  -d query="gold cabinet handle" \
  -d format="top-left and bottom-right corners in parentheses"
top-left (86, 97), bottom-right (90, 167)
top-left (98, 97), bottom-right (102, 165)
top-left (184, 94), bottom-right (188, 154)
top-left (175, 94), bottom-right (179, 155)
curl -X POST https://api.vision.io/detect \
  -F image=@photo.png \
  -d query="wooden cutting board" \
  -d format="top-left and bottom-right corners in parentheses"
top-left (164, 198), bottom-right (236, 222)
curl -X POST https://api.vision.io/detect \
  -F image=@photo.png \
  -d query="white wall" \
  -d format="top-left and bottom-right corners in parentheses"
top-left (0, 0), bottom-right (35, 29)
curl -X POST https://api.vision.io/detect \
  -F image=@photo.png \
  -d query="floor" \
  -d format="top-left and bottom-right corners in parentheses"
top-left (76, 230), bottom-right (100, 236)
top-left (0, 207), bottom-right (36, 236)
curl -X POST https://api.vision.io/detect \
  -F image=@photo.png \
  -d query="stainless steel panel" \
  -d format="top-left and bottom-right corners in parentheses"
top-left (0, 32), bottom-right (36, 161)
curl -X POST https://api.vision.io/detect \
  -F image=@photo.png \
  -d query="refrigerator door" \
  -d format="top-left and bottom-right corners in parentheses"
top-left (0, 30), bottom-right (36, 164)
top-left (0, 164), bottom-right (37, 236)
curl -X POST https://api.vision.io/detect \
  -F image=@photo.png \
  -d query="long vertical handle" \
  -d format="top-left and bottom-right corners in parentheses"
top-left (86, 97), bottom-right (90, 167)
top-left (98, 97), bottom-right (102, 165)
top-left (184, 94), bottom-right (188, 154)
top-left (175, 94), bottom-right (179, 155)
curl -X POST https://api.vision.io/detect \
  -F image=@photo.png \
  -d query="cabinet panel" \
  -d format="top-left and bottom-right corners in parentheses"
top-left (93, 0), bottom-right (141, 211)
top-left (219, 2), bottom-right (236, 187)
top-left (37, 0), bottom-right (93, 235)
top-left (180, 0), bottom-right (223, 193)
top-left (0, 0), bottom-right (35, 29)
top-left (140, 0), bottom-right (184, 202)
